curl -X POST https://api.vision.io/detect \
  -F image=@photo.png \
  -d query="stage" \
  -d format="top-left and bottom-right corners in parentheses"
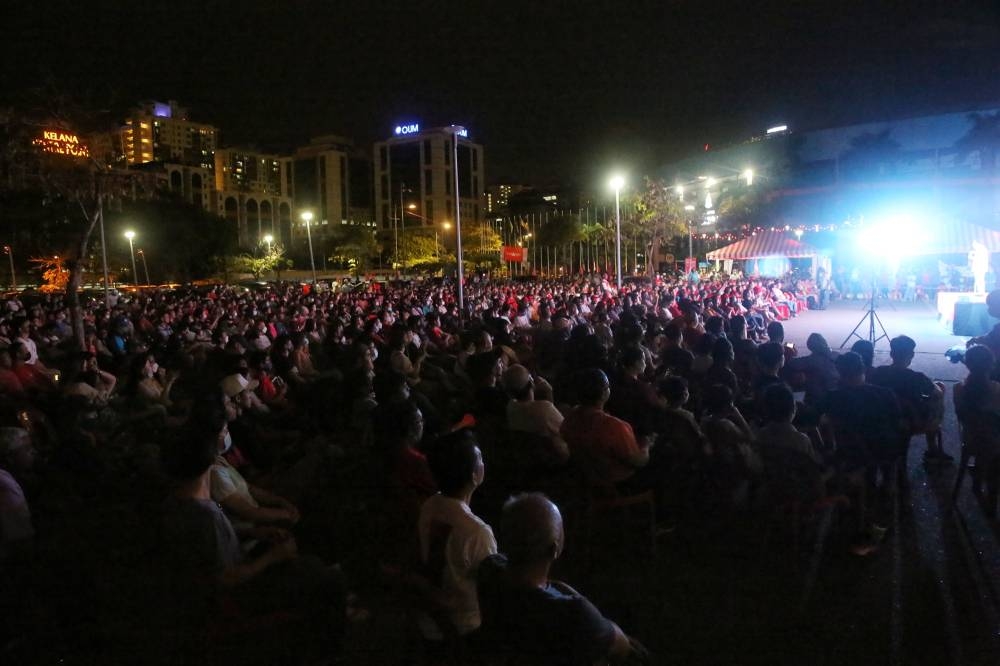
top-left (935, 290), bottom-right (987, 328)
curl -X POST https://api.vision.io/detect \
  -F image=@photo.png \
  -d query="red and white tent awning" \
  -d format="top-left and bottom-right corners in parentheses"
top-left (706, 232), bottom-right (817, 261)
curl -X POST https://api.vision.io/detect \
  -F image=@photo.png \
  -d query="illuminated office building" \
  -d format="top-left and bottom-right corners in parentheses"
top-left (373, 124), bottom-right (485, 237)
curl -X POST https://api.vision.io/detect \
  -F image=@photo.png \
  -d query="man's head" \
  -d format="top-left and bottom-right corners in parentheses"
top-left (619, 346), bottom-right (646, 377)
top-left (426, 430), bottom-right (484, 498)
top-left (657, 375), bottom-right (689, 408)
top-left (500, 493), bottom-right (564, 567)
top-left (762, 384), bottom-right (796, 424)
top-left (888, 335), bottom-right (916, 367)
top-left (757, 342), bottom-right (784, 373)
top-left (987, 290), bottom-right (1000, 319)
top-left (467, 351), bottom-right (503, 388)
top-left (766, 322), bottom-right (785, 344)
top-left (575, 368), bottom-right (611, 407)
top-left (162, 411), bottom-right (223, 481)
top-left (965, 344), bottom-right (995, 375)
top-left (835, 351), bottom-right (866, 385)
top-left (806, 333), bottom-right (830, 356)
top-left (502, 364), bottom-right (534, 401)
top-left (0, 427), bottom-right (34, 472)
top-left (850, 340), bottom-right (875, 369)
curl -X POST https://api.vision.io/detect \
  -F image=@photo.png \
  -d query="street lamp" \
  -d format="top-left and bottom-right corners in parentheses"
top-left (3, 245), bottom-right (14, 289)
top-left (263, 234), bottom-right (274, 253)
top-left (301, 211), bottom-right (317, 284)
top-left (743, 169), bottom-right (754, 186)
top-left (609, 174), bottom-right (625, 289)
top-left (124, 230), bottom-right (139, 288)
top-left (437, 221), bottom-right (452, 259)
top-left (137, 249), bottom-right (151, 286)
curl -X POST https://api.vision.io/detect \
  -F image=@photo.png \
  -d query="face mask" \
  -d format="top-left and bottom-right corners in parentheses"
top-left (221, 432), bottom-right (233, 454)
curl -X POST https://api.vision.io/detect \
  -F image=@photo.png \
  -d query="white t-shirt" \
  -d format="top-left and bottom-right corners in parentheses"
top-left (507, 399), bottom-right (564, 440)
top-left (210, 456), bottom-right (259, 541)
top-left (16, 336), bottom-right (38, 365)
top-left (417, 494), bottom-right (497, 638)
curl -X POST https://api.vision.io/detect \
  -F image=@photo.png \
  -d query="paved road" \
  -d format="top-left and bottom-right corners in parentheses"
top-left (779, 299), bottom-right (1000, 664)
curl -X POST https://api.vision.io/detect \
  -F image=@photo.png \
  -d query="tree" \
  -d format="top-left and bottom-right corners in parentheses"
top-left (631, 177), bottom-right (689, 276)
top-left (395, 232), bottom-right (442, 268)
top-left (328, 224), bottom-right (378, 270)
top-left (30, 255), bottom-right (69, 293)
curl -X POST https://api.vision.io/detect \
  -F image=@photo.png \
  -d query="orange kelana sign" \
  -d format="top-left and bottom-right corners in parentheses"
top-left (33, 129), bottom-right (90, 158)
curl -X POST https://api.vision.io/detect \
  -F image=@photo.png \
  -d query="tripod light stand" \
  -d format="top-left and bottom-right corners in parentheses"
top-left (841, 273), bottom-right (890, 348)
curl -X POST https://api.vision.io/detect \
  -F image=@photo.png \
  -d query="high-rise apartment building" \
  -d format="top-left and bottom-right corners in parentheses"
top-left (120, 100), bottom-right (219, 210)
top-left (485, 183), bottom-right (528, 213)
top-left (121, 100), bottom-right (217, 168)
top-left (215, 148), bottom-right (294, 247)
top-left (373, 125), bottom-right (485, 240)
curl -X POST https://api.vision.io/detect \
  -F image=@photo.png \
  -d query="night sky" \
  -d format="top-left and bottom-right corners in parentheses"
top-left (4, 0), bottom-right (1000, 186)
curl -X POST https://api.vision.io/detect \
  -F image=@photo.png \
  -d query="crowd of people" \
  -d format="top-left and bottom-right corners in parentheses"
top-left (0, 270), bottom-right (991, 664)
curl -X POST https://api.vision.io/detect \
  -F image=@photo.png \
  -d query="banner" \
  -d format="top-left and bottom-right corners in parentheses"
top-left (502, 246), bottom-right (526, 263)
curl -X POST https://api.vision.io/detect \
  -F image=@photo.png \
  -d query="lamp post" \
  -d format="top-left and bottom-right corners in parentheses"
top-left (3, 245), bottom-right (14, 289)
top-left (137, 249), bottom-right (151, 286)
top-left (609, 174), bottom-right (625, 289)
top-left (124, 230), bottom-right (139, 287)
top-left (301, 211), bottom-right (317, 284)
top-left (438, 221), bottom-right (452, 260)
top-left (263, 234), bottom-right (274, 254)
top-left (451, 127), bottom-right (466, 316)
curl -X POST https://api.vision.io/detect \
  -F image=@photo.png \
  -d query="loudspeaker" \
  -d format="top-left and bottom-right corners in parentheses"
top-left (953, 302), bottom-right (997, 336)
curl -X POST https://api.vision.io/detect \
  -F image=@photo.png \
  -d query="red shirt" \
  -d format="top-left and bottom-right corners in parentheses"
top-left (560, 407), bottom-right (642, 484)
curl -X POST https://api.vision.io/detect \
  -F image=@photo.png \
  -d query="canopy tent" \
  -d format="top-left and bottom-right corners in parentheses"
top-left (706, 231), bottom-right (818, 261)
top-left (908, 218), bottom-right (1000, 255)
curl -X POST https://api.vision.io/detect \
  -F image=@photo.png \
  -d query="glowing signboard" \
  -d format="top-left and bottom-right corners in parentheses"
top-left (454, 127), bottom-right (468, 137)
top-left (32, 130), bottom-right (90, 158)
top-left (394, 123), bottom-right (420, 135)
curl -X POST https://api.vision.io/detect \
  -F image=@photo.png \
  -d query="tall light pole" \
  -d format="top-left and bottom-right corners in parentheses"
top-left (609, 175), bottom-right (625, 289)
top-left (301, 211), bottom-right (317, 284)
top-left (98, 204), bottom-right (110, 307)
top-left (137, 249), bottom-right (151, 286)
top-left (124, 230), bottom-right (139, 288)
top-left (263, 234), bottom-right (274, 254)
top-left (452, 127), bottom-right (466, 316)
top-left (3, 245), bottom-right (14, 289)
top-left (685, 204), bottom-right (696, 268)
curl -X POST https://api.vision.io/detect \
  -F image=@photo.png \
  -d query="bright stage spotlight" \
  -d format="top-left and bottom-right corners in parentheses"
top-left (844, 215), bottom-right (927, 349)
top-left (855, 215), bottom-right (928, 269)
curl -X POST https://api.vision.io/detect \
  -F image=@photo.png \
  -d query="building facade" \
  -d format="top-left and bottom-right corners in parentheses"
top-left (120, 100), bottom-right (219, 210)
top-left (214, 148), bottom-right (294, 248)
top-left (373, 125), bottom-right (485, 241)
top-left (281, 136), bottom-right (374, 263)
